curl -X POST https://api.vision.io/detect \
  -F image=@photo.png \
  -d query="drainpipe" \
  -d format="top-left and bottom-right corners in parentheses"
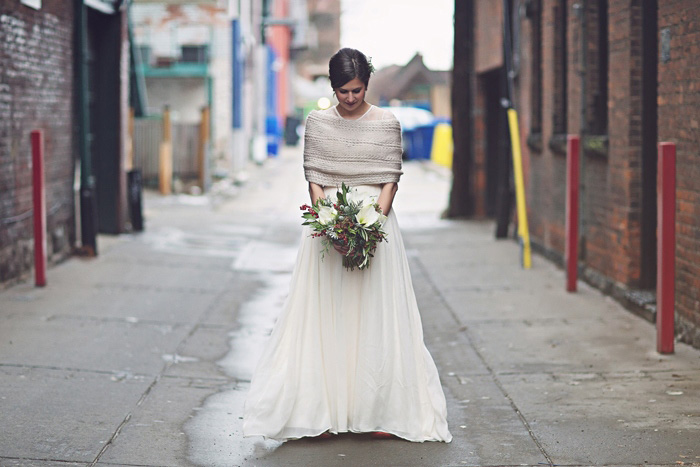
top-left (74, 0), bottom-right (98, 255)
top-left (574, 1), bottom-right (587, 260)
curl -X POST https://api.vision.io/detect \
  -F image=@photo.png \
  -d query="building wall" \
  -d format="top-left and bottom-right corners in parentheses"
top-left (430, 84), bottom-right (451, 119)
top-left (496, 0), bottom-right (700, 347)
top-left (145, 77), bottom-right (209, 122)
top-left (601, 0), bottom-right (643, 285)
top-left (517, 0), bottom-right (645, 281)
top-left (132, 4), bottom-right (231, 161)
top-left (472, 80), bottom-right (487, 218)
top-left (658, 0), bottom-right (700, 344)
top-left (268, 0), bottom-right (292, 120)
top-left (0, 1), bottom-right (75, 284)
top-left (452, 0), bottom-right (700, 346)
top-left (294, 0), bottom-right (340, 79)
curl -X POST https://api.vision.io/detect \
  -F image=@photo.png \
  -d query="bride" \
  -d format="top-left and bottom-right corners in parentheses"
top-left (243, 47), bottom-right (452, 443)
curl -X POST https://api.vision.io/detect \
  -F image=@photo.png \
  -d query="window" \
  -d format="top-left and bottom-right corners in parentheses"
top-left (552, 0), bottom-right (567, 136)
top-left (587, 0), bottom-right (608, 135)
top-left (527, 0), bottom-right (543, 138)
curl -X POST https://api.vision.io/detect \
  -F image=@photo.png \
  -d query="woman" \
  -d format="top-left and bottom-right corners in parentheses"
top-left (243, 48), bottom-right (452, 443)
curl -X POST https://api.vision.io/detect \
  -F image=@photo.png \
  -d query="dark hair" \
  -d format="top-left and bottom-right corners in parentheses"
top-left (328, 48), bottom-right (375, 90)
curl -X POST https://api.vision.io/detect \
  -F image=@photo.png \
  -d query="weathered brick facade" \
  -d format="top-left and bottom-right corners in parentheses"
top-left (658, 0), bottom-right (700, 345)
top-left (0, 1), bottom-right (75, 284)
top-left (466, 0), bottom-right (700, 348)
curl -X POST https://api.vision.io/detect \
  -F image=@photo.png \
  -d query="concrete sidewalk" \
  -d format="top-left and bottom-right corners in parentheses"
top-left (0, 146), bottom-right (698, 466)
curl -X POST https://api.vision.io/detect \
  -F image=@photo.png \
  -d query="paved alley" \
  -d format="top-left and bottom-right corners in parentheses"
top-left (0, 147), bottom-right (699, 467)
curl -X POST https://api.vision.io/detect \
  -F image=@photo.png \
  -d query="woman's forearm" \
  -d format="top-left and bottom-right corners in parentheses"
top-left (377, 182), bottom-right (398, 215)
top-left (309, 182), bottom-right (326, 204)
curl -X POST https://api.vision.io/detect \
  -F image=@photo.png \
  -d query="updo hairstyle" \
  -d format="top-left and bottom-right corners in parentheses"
top-left (328, 48), bottom-right (375, 90)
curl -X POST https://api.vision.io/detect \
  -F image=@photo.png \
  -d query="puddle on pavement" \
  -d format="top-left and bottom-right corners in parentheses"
top-left (185, 240), bottom-right (296, 466)
top-left (232, 240), bottom-right (298, 273)
top-left (162, 354), bottom-right (200, 364)
top-left (146, 227), bottom-right (247, 258)
top-left (218, 272), bottom-right (291, 382)
top-left (396, 212), bottom-right (452, 231)
top-left (186, 385), bottom-right (281, 466)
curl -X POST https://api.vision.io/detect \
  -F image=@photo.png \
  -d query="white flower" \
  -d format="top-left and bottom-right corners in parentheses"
top-left (347, 187), bottom-right (376, 206)
top-left (317, 205), bottom-right (337, 225)
top-left (357, 203), bottom-right (381, 227)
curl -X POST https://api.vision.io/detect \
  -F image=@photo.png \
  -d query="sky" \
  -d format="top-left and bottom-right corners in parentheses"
top-left (339, 0), bottom-right (454, 71)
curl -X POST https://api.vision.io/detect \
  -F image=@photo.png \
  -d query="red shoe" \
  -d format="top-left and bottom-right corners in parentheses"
top-left (370, 431), bottom-right (395, 439)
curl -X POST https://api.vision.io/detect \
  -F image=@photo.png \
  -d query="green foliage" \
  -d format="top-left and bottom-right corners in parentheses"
top-left (300, 183), bottom-right (388, 271)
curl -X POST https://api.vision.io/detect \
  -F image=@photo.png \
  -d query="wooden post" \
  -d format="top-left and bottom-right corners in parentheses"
top-left (565, 135), bottom-right (580, 292)
top-left (159, 106), bottom-right (172, 195)
top-left (31, 130), bottom-right (47, 287)
top-left (657, 142), bottom-right (676, 354)
top-left (198, 106), bottom-right (210, 190)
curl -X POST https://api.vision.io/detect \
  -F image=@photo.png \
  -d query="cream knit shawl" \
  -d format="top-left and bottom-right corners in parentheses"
top-left (303, 110), bottom-right (403, 187)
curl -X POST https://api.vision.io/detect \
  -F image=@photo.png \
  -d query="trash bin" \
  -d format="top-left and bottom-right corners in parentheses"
top-left (266, 116), bottom-right (280, 157)
top-left (412, 123), bottom-right (437, 160)
top-left (127, 169), bottom-right (144, 232)
top-left (402, 128), bottom-right (417, 160)
top-left (430, 123), bottom-right (453, 168)
top-left (284, 115), bottom-right (301, 146)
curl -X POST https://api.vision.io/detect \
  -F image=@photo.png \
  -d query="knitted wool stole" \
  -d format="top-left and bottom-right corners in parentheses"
top-left (303, 110), bottom-right (403, 187)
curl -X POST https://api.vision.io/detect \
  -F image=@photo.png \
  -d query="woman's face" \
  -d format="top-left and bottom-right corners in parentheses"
top-left (334, 77), bottom-right (367, 113)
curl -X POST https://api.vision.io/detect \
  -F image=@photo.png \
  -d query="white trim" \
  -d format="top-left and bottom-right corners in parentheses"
top-left (20, 0), bottom-right (41, 10)
top-left (84, 0), bottom-right (116, 14)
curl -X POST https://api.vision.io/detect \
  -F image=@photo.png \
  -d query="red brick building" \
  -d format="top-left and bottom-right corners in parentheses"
top-left (0, 1), bottom-right (76, 283)
top-left (453, 0), bottom-right (700, 348)
top-left (0, 0), bottom-right (130, 285)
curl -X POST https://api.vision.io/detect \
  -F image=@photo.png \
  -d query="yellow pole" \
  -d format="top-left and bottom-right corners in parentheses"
top-left (507, 108), bottom-right (532, 269)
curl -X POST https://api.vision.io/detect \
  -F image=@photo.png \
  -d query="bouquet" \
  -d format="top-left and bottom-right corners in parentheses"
top-left (300, 183), bottom-right (388, 271)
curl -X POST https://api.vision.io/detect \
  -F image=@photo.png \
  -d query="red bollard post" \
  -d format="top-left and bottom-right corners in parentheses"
top-left (657, 142), bottom-right (676, 354)
top-left (565, 135), bottom-right (580, 292)
top-left (31, 130), bottom-right (47, 287)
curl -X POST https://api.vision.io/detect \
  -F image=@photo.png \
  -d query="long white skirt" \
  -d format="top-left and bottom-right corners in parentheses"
top-left (243, 185), bottom-right (452, 443)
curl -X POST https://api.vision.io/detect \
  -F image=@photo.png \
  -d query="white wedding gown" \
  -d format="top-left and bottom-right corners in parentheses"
top-left (243, 107), bottom-right (452, 443)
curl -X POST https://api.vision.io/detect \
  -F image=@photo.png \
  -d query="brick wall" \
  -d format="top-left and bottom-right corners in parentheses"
top-left (658, 0), bottom-right (700, 345)
top-left (469, 0), bottom-right (700, 347)
top-left (585, 0), bottom-right (644, 285)
top-left (0, 1), bottom-right (75, 284)
top-left (518, 0), bottom-right (646, 287)
top-left (523, 0), bottom-right (568, 256)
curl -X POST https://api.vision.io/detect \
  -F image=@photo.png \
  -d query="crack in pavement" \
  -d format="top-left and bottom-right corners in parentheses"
top-left (411, 253), bottom-right (556, 467)
top-left (88, 284), bottom-right (233, 466)
top-left (43, 314), bottom-right (230, 330)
